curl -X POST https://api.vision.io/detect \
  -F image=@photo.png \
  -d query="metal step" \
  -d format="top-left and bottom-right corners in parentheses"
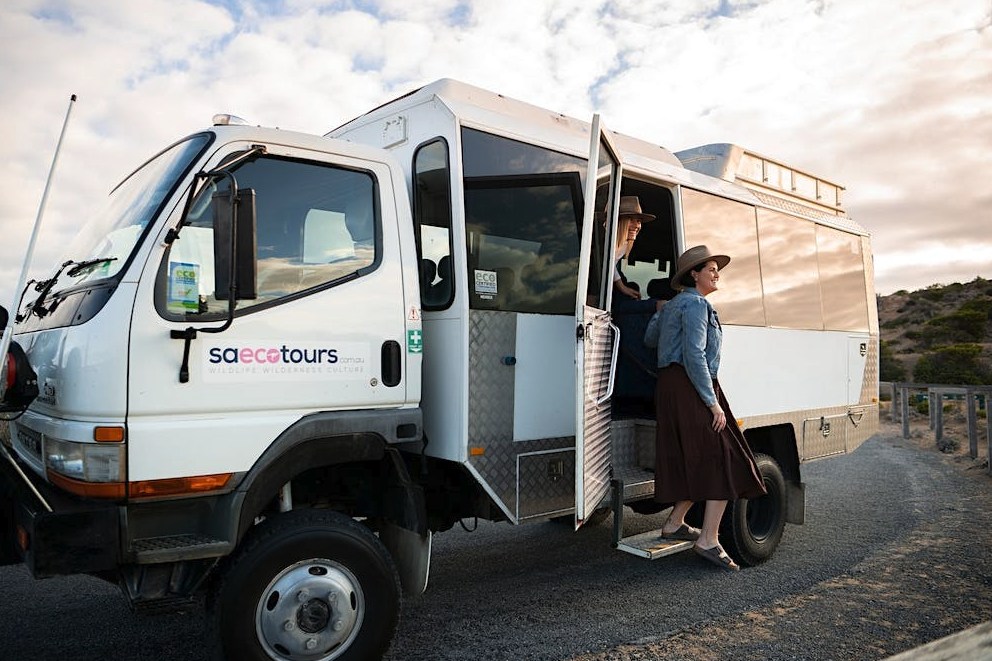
top-left (615, 530), bottom-right (693, 559)
top-left (132, 533), bottom-right (231, 563)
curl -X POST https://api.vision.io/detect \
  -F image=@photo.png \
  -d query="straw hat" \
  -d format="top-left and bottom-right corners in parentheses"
top-left (672, 245), bottom-right (731, 289)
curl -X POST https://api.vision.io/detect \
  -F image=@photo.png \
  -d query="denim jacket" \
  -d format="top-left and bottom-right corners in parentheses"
top-left (643, 287), bottom-right (722, 407)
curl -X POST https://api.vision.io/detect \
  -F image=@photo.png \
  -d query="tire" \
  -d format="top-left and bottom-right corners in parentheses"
top-left (721, 453), bottom-right (787, 567)
top-left (208, 509), bottom-right (401, 661)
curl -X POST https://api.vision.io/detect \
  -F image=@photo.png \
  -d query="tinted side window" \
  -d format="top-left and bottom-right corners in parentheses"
top-left (757, 208), bottom-right (823, 330)
top-left (413, 140), bottom-right (454, 310)
top-left (461, 128), bottom-right (586, 314)
top-left (682, 189), bottom-right (766, 326)
top-left (160, 156), bottom-right (378, 319)
top-left (816, 225), bottom-right (869, 331)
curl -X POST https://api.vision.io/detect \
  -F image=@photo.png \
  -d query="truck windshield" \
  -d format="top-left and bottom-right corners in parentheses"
top-left (52, 133), bottom-right (211, 291)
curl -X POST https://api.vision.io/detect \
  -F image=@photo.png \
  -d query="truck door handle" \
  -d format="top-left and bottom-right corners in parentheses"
top-left (381, 340), bottom-right (401, 387)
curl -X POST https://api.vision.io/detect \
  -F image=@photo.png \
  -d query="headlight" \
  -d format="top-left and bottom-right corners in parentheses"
top-left (45, 437), bottom-right (125, 483)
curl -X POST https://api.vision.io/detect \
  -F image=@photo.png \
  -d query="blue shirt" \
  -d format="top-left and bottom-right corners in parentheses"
top-left (643, 287), bottom-right (722, 407)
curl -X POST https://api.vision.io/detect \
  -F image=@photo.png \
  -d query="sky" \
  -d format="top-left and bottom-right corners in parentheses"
top-left (0, 0), bottom-right (990, 314)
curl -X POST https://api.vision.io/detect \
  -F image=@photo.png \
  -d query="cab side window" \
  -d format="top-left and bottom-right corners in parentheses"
top-left (159, 155), bottom-right (379, 319)
top-left (413, 139), bottom-right (454, 310)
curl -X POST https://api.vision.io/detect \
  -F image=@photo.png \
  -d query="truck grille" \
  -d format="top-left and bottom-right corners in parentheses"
top-left (14, 425), bottom-right (43, 463)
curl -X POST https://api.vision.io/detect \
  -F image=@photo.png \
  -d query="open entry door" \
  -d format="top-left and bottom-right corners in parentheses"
top-left (575, 116), bottom-right (622, 528)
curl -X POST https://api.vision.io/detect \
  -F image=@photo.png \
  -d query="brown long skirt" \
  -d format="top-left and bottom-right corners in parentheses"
top-left (654, 364), bottom-right (766, 503)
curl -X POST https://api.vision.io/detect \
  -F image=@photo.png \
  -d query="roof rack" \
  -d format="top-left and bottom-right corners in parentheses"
top-left (675, 143), bottom-right (846, 217)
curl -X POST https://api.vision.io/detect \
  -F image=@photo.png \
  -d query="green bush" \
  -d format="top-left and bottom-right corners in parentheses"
top-left (915, 399), bottom-right (929, 415)
top-left (914, 344), bottom-right (992, 385)
top-left (879, 340), bottom-right (907, 382)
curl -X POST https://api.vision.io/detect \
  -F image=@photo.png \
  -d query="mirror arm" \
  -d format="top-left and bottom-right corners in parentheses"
top-left (168, 169), bottom-right (242, 383)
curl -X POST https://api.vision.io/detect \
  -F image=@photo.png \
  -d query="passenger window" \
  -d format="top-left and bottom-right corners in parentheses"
top-left (757, 208), bottom-right (823, 330)
top-left (413, 140), bottom-right (454, 310)
top-left (159, 155), bottom-right (378, 319)
top-left (682, 189), bottom-right (766, 326)
top-left (816, 225), bottom-right (869, 331)
top-left (461, 128), bottom-right (586, 314)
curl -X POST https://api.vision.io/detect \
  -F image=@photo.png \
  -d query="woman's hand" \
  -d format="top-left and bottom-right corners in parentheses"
top-left (709, 403), bottom-right (726, 432)
top-left (618, 282), bottom-right (641, 300)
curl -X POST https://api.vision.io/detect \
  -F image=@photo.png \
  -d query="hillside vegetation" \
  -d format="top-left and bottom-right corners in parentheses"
top-left (878, 277), bottom-right (992, 384)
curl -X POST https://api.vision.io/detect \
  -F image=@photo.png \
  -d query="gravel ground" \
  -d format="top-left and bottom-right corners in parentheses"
top-left (1, 419), bottom-right (990, 660)
top-left (568, 421), bottom-right (992, 661)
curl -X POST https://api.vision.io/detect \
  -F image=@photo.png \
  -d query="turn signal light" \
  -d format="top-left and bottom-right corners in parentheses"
top-left (129, 473), bottom-right (233, 499)
top-left (93, 426), bottom-right (125, 442)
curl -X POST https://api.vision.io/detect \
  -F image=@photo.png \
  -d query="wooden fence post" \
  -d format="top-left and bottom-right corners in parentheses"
top-left (967, 388), bottom-right (978, 459)
top-left (986, 393), bottom-right (992, 477)
top-left (891, 382), bottom-right (898, 420)
top-left (901, 386), bottom-right (910, 439)
top-left (935, 391), bottom-right (944, 443)
top-left (928, 392), bottom-right (936, 430)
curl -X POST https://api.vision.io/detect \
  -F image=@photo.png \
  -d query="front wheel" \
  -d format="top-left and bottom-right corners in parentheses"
top-left (721, 453), bottom-right (787, 567)
top-left (208, 509), bottom-right (401, 661)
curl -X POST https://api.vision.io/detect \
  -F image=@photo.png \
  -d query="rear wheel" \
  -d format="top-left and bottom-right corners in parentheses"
top-left (721, 453), bottom-right (787, 567)
top-left (209, 509), bottom-right (400, 661)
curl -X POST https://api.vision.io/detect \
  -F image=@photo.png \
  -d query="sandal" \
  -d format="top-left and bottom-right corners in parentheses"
top-left (693, 544), bottom-right (740, 571)
top-left (660, 523), bottom-right (701, 541)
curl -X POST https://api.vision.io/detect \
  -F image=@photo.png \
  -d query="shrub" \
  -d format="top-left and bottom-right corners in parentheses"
top-left (914, 344), bottom-right (992, 385)
top-left (879, 340), bottom-right (907, 382)
top-left (915, 399), bottom-right (929, 415)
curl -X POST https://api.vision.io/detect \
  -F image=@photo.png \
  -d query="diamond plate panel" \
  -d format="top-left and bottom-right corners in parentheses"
top-left (467, 311), bottom-right (576, 520)
top-left (517, 449), bottom-right (575, 519)
top-left (579, 307), bottom-right (614, 519)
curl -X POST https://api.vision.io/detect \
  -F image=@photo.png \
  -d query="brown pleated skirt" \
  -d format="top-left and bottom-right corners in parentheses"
top-left (654, 364), bottom-right (767, 503)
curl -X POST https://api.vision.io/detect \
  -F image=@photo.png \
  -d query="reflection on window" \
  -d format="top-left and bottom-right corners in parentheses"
top-left (161, 156), bottom-right (377, 318)
top-left (757, 208), bottom-right (823, 330)
top-left (414, 139), bottom-right (454, 309)
top-left (817, 226), bottom-right (869, 331)
top-left (682, 189), bottom-right (766, 326)
top-left (461, 129), bottom-right (586, 314)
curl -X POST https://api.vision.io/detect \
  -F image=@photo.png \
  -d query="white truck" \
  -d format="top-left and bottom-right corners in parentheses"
top-left (0, 79), bottom-right (879, 660)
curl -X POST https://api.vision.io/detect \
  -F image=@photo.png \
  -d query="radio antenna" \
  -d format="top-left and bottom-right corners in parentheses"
top-left (0, 94), bottom-right (77, 394)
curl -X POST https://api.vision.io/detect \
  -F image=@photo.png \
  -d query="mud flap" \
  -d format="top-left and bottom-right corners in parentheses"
top-left (378, 521), bottom-right (431, 595)
top-left (786, 481), bottom-right (806, 525)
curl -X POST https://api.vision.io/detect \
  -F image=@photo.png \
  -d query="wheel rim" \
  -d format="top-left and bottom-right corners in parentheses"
top-left (255, 558), bottom-right (364, 661)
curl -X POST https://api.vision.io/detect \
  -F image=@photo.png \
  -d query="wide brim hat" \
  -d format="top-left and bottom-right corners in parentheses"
top-left (672, 245), bottom-right (731, 290)
top-left (617, 196), bottom-right (655, 222)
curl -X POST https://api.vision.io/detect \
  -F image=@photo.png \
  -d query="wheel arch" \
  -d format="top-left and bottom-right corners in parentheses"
top-left (234, 409), bottom-right (425, 542)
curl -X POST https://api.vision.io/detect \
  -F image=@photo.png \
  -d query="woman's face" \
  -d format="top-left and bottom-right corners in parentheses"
top-left (625, 217), bottom-right (642, 241)
top-left (693, 260), bottom-right (721, 296)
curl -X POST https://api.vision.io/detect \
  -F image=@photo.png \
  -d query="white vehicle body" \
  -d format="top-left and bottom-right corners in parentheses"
top-left (0, 79), bottom-right (878, 660)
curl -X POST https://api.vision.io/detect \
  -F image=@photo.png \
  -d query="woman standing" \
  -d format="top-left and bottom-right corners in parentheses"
top-left (643, 245), bottom-right (766, 571)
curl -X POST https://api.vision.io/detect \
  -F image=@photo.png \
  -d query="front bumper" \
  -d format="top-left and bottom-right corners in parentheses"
top-left (0, 444), bottom-right (120, 577)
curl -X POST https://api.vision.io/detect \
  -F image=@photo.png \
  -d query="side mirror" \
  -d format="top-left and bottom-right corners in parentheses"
top-left (0, 305), bottom-right (8, 330)
top-left (212, 188), bottom-right (258, 302)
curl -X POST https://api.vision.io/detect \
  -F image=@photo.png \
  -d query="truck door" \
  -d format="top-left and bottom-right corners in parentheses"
top-left (126, 141), bottom-right (414, 485)
top-left (574, 116), bottom-right (622, 528)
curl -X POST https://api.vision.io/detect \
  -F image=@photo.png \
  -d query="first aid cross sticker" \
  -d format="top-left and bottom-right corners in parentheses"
top-left (407, 329), bottom-right (423, 354)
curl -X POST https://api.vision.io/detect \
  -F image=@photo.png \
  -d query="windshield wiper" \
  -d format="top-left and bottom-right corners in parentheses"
top-left (17, 256), bottom-right (119, 320)
top-left (65, 256), bottom-right (117, 278)
top-left (24, 260), bottom-right (74, 320)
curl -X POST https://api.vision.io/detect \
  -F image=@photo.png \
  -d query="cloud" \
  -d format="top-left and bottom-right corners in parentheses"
top-left (0, 0), bottom-right (989, 317)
